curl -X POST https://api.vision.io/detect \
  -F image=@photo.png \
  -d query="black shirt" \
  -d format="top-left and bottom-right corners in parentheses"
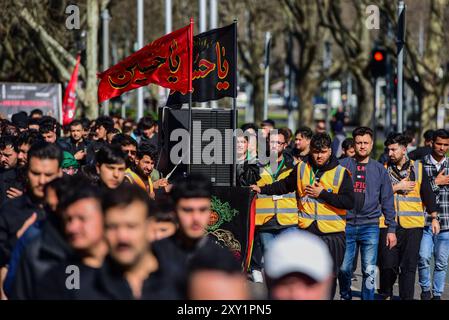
top-left (354, 163), bottom-right (367, 212)
top-left (73, 255), bottom-right (176, 300)
top-left (152, 233), bottom-right (223, 299)
top-left (0, 192), bottom-right (46, 267)
top-left (0, 167), bottom-right (25, 206)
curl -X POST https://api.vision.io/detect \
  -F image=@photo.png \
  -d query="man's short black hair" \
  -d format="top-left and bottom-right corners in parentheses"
top-left (294, 126), bottom-right (313, 140)
top-left (261, 119), bottom-right (275, 128)
top-left (0, 135), bottom-right (18, 152)
top-left (96, 144), bottom-right (126, 166)
top-left (341, 138), bottom-right (354, 150)
top-left (149, 195), bottom-right (176, 223)
top-left (187, 244), bottom-right (241, 276)
top-left (80, 118), bottom-right (91, 130)
top-left (95, 116), bottom-right (114, 132)
top-left (423, 129), bottom-right (434, 142)
top-left (310, 133), bottom-right (332, 150)
top-left (270, 128), bottom-right (289, 143)
top-left (352, 126), bottom-right (374, 139)
top-left (170, 174), bottom-right (212, 205)
top-left (101, 184), bottom-right (150, 216)
top-left (432, 129), bottom-right (449, 142)
top-left (69, 120), bottom-right (83, 128)
top-left (111, 134), bottom-right (137, 148)
top-left (27, 141), bottom-right (63, 167)
top-left (17, 130), bottom-right (43, 148)
top-left (384, 133), bottom-right (411, 148)
top-left (28, 118), bottom-right (40, 127)
top-left (30, 109), bottom-right (44, 117)
top-left (39, 123), bottom-right (55, 135)
top-left (241, 123), bottom-right (258, 132)
top-left (57, 176), bottom-right (101, 213)
top-left (107, 127), bottom-right (120, 135)
top-left (138, 116), bottom-right (156, 131)
top-left (137, 142), bottom-right (158, 161)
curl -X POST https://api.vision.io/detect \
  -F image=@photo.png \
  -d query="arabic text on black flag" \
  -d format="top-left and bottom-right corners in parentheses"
top-left (166, 23), bottom-right (237, 105)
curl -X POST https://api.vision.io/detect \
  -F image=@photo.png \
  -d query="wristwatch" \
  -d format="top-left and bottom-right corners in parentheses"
top-left (431, 215), bottom-right (440, 222)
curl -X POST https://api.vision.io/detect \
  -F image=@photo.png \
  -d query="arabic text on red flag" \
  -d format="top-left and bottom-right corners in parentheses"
top-left (97, 23), bottom-right (193, 103)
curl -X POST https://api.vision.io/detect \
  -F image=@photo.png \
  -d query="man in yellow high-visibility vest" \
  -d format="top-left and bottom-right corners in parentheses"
top-left (251, 133), bottom-right (354, 299)
top-left (379, 133), bottom-right (439, 300)
top-left (125, 143), bottom-right (168, 199)
top-left (254, 129), bottom-right (298, 253)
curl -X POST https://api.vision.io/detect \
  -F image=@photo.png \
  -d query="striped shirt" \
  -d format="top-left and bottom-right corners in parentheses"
top-left (423, 154), bottom-right (449, 231)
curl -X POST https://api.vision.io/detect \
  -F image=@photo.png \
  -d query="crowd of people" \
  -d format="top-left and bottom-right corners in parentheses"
top-left (0, 108), bottom-right (447, 300)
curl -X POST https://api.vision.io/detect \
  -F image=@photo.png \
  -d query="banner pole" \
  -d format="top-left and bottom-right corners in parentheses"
top-left (189, 92), bottom-right (192, 175)
top-left (232, 19), bottom-right (238, 187)
top-left (188, 18), bottom-right (194, 175)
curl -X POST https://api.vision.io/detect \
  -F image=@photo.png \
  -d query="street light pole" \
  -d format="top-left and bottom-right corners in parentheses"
top-left (101, 9), bottom-right (111, 116)
top-left (397, 1), bottom-right (406, 132)
top-left (263, 32), bottom-right (271, 121)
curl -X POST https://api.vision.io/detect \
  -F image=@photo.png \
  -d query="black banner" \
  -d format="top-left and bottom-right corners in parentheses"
top-left (0, 82), bottom-right (62, 122)
top-left (208, 186), bottom-right (254, 269)
top-left (166, 23), bottom-right (237, 105)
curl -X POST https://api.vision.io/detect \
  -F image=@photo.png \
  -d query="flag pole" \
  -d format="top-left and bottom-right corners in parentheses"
top-left (188, 18), bottom-right (194, 175)
top-left (232, 19), bottom-right (238, 187)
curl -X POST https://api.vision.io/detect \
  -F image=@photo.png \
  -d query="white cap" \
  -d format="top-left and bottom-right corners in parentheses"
top-left (264, 230), bottom-right (333, 282)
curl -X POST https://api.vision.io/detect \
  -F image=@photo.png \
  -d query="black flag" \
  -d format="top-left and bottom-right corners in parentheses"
top-left (166, 23), bottom-right (237, 105)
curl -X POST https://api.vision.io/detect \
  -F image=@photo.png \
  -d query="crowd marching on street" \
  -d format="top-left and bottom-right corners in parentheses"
top-left (0, 109), bottom-right (447, 301)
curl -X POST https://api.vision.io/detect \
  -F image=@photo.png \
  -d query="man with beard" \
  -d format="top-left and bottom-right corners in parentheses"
top-left (0, 136), bottom-right (24, 204)
top-left (0, 142), bottom-right (63, 298)
top-left (293, 126), bottom-right (313, 163)
top-left (74, 184), bottom-right (174, 299)
top-left (378, 133), bottom-right (438, 300)
top-left (338, 127), bottom-right (397, 300)
top-left (34, 177), bottom-right (108, 299)
top-left (251, 133), bottom-right (354, 299)
top-left (124, 142), bottom-right (168, 199)
top-left (16, 131), bottom-right (43, 168)
top-left (66, 120), bottom-right (89, 164)
top-left (111, 134), bottom-right (138, 168)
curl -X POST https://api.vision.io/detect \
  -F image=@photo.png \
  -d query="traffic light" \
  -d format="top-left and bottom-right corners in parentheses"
top-left (370, 48), bottom-right (387, 79)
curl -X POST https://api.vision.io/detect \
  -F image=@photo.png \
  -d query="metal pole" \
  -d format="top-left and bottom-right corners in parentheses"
top-left (397, 1), bottom-right (406, 132)
top-left (164, 0), bottom-right (172, 100)
top-left (136, 0), bottom-right (144, 121)
top-left (372, 78), bottom-right (379, 158)
top-left (385, 52), bottom-right (392, 137)
top-left (101, 9), bottom-right (111, 116)
top-left (232, 19), bottom-right (238, 187)
top-left (199, 0), bottom-right (207, 32)
top-left (263, 32), bottom-right (271, 120)
top-left (210, 0), bottom-right (218, 109)
top-left (286, 32), bottom-right (295, 131)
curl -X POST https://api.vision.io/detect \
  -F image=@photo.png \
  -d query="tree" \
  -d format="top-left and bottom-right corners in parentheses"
top-left (220, 0), bottom-right (285, 125)
top-left (282, 0), bottom-right (343, 128)
top-left (1, 0), bottom-right (109, 119)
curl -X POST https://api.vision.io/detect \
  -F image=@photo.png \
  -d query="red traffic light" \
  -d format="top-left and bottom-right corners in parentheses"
top-left (373, 51), bottom-right (384, 61)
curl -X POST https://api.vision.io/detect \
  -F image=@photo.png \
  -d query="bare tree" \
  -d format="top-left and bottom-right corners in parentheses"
top-left (282, 0), bottom-right (343, 128)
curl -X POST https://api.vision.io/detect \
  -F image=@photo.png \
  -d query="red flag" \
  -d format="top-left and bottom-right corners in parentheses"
top-left (62, 54), bottom-right (80, 125)
top-left (97, 22), bottom-right (193, 103)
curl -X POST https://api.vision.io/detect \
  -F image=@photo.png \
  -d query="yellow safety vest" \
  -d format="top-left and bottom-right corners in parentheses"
top-left (380, 160), bottom-right (425, 229)
top-left (297, 161), bottom-right (347, 233)
top-left (124, 168), bottom-right (154, 198)
top-left (255, 162), bottom-right (298, 226)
